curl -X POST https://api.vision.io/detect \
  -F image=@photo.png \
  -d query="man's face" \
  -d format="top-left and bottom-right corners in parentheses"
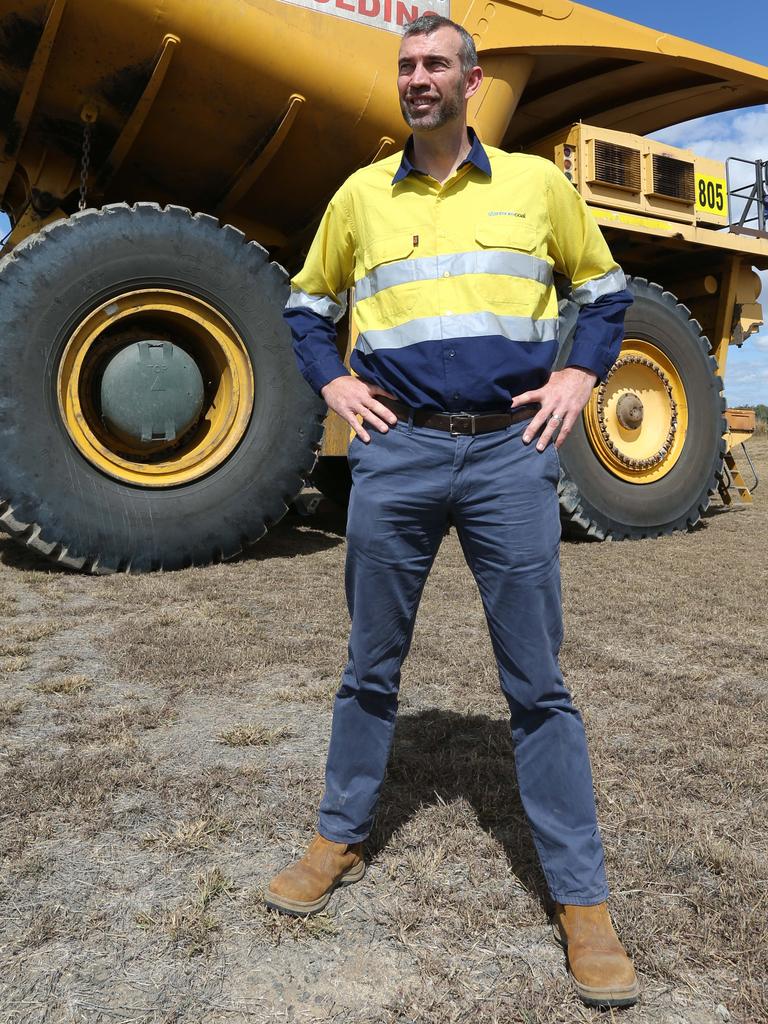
top-left (397, 27), bottom-right (469, 131)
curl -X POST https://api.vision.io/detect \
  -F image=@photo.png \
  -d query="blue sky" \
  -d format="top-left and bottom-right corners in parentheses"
top-left (589, 4), bottom-right (768, 405)
top-left (586, 0), bottom-right (767, 65)
top-left (1, 2), bottom-right (766, 402)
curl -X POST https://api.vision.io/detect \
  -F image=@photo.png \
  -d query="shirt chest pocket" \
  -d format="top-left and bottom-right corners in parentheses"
top-left (474, 218), bottom-right (539, 256)
top-left (356, 234), bottom-right (418, 315)
top-left (473, 219), bottom-right (549, 312)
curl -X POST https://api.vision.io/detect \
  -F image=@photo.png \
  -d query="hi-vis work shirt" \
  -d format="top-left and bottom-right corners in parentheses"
top-left (285, 130), bottom-right (633, 412)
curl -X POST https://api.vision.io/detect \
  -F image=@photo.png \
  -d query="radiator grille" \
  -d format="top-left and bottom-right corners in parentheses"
top-left (592, 141), bottom-right (641, 191)
top-left (652, 155), bottom-right (695, 203)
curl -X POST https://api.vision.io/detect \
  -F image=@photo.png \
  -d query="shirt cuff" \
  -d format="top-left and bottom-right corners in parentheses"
top-left (565, 288), bottom-right (634, 382)
top-left (284, 306), bottom-right (349, 395)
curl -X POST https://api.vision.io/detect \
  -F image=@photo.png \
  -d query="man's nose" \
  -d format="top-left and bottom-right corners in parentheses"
top-left (409, 61), bottom-right (430, 87)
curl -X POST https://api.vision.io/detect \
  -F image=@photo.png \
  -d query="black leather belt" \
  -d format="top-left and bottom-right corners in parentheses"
top-left (380, 397), bottom-right (538, 436)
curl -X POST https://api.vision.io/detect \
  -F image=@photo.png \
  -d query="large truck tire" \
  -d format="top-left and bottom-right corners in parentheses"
top-left (557, 277), bottom-right (726, 539)
top-left (0, 204), bottom-right (324, 572)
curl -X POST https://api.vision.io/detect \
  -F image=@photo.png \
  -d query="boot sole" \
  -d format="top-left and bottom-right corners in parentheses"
top-left (264, 859), bottom-right (366, 917)
top-left (552, 923), bottom-right (640, 1008)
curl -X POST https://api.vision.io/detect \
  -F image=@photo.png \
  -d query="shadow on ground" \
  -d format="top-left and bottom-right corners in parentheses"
top-left (0, 535), bottom-right (68, 573)
top-left (237, 507), bottom-right (345, 562)
top-left (370, 708), bottom-right (550, 910)
top-left (0, 506), bottom-right (345, 574)
top-left (699, 502), bottom-right (748, 522)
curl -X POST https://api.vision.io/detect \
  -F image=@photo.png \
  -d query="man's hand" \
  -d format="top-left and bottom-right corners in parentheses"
top-left (511, 366), bottom-right (598, 450)
top-left (321, 376), bottom-right (399, 443)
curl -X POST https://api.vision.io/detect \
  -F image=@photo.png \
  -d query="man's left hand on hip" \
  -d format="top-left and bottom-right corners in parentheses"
top-left (512, 366), bottom-right (598, 451)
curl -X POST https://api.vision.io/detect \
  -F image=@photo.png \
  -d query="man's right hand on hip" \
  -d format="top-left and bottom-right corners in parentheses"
top-left (320, 376), bottom-right (399, 443)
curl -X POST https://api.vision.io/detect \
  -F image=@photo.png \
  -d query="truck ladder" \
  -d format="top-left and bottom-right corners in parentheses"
top-left (718, 448), bottom-right (756, 505)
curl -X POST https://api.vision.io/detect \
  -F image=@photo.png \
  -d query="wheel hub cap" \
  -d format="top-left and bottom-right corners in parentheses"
top-left (615, 391), bottom-right (644, 430)
top-left (100, 340), bottom-right (205, 444)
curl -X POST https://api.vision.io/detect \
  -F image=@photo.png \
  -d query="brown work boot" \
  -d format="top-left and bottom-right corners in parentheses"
top-left (553, 902), bottom-right (640, 1008)
top-left (265, 833), bottom-right (365, 916)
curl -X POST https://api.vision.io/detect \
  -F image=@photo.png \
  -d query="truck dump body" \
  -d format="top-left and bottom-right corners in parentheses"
top-left (2, 0), bottom-right (768, 253)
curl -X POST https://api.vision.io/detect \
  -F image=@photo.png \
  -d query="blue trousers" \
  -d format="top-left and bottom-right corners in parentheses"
top-left (318, 417), bottom-right (609, 905)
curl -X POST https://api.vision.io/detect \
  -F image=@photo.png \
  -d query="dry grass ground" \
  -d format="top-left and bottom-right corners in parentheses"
top-left (0, 440), bottom-right (766, 1024)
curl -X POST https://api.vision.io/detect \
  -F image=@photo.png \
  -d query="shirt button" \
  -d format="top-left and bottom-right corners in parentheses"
top-left (448, 349), bottom-right (455, 358)
top-left (443, 271), bottom-right (450, 278)
top-left (453, 392), bottom-right (460, 400)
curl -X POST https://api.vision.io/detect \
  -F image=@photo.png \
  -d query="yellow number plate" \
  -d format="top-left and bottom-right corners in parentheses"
top-left (696, 175), bottom-right (727, 216)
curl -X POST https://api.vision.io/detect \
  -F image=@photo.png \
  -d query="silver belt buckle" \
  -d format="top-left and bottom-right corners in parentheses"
top-left (449, 413), bottom-right (476, 436)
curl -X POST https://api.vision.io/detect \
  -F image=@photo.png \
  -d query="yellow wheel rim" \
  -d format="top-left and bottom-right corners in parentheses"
top-left (58, 289), bottom-right (254, 487)
top-left (583, 340), bottom-right (688, 484)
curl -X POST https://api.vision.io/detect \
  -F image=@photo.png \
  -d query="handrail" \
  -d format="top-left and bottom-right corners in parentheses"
top-left (726, 156), bottom-right (768, 238)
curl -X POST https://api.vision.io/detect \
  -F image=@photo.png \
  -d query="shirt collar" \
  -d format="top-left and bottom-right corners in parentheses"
top-left (391, 127), bottom-right (492, 184)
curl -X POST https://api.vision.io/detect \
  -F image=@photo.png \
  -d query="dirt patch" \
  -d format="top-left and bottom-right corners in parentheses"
top-left (0, 441), bottom-right (766, 1024)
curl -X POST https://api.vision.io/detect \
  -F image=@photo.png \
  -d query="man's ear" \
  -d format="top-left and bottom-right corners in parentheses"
top-left (464, 66), bottom-right (484, 101)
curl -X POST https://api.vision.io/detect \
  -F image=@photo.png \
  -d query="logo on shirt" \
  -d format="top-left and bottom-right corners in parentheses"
top-left (487, 210), bottom-right (526, 218)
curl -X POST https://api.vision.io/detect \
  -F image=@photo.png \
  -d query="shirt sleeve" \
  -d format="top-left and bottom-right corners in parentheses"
top-left (545, 164), bottom-right (633, 381)
top-left (283, 186), bottom-right (356, 395)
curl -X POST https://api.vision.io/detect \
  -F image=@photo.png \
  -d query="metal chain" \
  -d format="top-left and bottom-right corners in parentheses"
top-left (79, 121), bottom-right (92, 212)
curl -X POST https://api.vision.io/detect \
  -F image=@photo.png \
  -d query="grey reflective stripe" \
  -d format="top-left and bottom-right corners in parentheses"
top-left (355, 312), bottom-right (559, 353)
top-left (354, 250), bottom-right (552, 302)
top-left (286, 288), bottom-right (347, 323)
top-left (571, 268), bottom-right (627, 306)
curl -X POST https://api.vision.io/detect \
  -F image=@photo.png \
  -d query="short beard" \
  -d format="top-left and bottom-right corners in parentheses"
top-left (400, 79), bottom-right (464, 131)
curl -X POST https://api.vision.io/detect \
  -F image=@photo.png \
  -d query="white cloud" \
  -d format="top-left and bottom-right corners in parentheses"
top-left (723, 357), bottom-right (768, 406)
top-left (653, 106), bottom-right (768, 165)
top-left (725, 356), bottom-right (768, 384)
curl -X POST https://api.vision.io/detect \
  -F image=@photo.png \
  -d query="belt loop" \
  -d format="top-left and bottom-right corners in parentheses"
top-left (406, 407), bottom-right (414, 434)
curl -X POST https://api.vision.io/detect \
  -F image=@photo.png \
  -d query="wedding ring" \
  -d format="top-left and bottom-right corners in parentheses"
top-left (550, 413), bottom-right (562, 424)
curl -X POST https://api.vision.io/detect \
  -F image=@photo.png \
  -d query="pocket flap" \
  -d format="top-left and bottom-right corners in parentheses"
top-left (475, 219), bottom-right (537, 252)
top-left (362, 234), bottom-right (415, 271)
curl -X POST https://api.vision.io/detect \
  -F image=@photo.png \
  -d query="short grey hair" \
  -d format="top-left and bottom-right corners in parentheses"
top-left (401, 15), bottom-right (479, 75)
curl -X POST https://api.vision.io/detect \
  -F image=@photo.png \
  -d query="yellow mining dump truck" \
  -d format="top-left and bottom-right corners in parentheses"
top-left (0, 0), bottom-right (766, 571)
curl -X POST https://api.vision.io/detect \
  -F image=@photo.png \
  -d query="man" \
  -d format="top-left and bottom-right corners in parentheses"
top-left (268, 14), bottom-right (638, 1009)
